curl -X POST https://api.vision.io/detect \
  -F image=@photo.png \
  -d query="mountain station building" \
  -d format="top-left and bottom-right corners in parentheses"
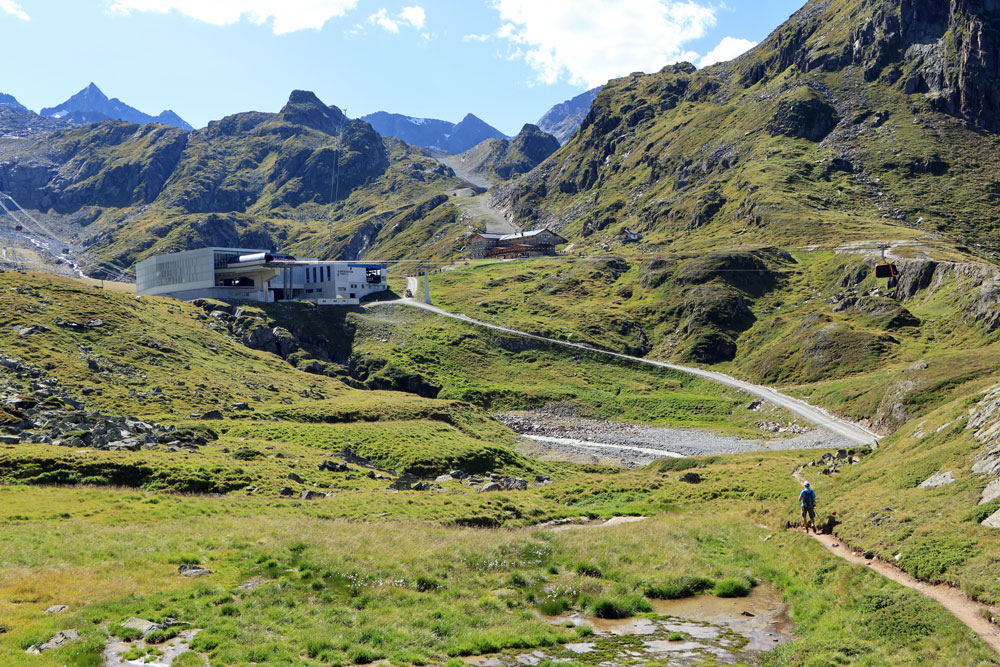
top-left (135, 247), bottom-right (387, 305)
top-left (467, 229), bottom-right (567, 259)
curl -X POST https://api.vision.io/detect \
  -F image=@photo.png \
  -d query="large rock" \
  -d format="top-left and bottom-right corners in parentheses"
top-left (918, 471), bottom-right (955, 488)
top-left (389, 473), bottom-right (417, 490)
top-left (981, 479), bottom-right (1000, 505)
top-left (983, 509), bottom-right (1000, 529)
top-left (339, 447), bottom-right (375, 468)
top-left (25, 629), bottom-right (79, 654)
top-left (121, 617), bottom-right (162, 636)
top-left (178, 564), bottom-right (212, 577)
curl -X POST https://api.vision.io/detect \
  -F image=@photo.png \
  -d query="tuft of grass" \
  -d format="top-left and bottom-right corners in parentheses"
top-left (712, 577), bottom-right (753, 598)
top-left (644, 575), bottom-right (715, 600)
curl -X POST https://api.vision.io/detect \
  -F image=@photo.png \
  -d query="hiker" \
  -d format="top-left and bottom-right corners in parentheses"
top-left (800, 481), bottom-right (816, 533)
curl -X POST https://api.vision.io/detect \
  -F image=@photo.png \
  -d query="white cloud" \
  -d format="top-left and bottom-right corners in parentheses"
top-left (698, 36), bottom-right (757, 67)
top-left (369, 5), bottom-right (426, 33)
top-left (107, 0), bottom-right (359, 35)
top-left (0, 0), bottom-right (29, 21)
top-left (399, 5), bottom-right (424, 29)
top-left (369, 8), bottom-right (399, 32)
top-left (491, 0), bottom-right (716, 87)
top-left (463, 33), bottom-right (491, 42)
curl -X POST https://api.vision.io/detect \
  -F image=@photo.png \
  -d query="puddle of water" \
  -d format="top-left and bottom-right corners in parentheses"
top-left (104, 629), bottom-right (205, 667)
top-left (563, 642), bottom-right (596, 654)
top-left (644, 639), bottom-right (704, 652)
top-left (650, 583), bottom-right (794, 651)
top-left (464, 583), bottom-right (794, 667)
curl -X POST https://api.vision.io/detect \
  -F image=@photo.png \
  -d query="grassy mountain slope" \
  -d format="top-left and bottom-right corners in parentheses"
top-left (491, 0), bottom-right (1000, 259)
top-left (452, 124), bottom-right (561, 185)
top-left (0, 91), bottom-right (466, 272)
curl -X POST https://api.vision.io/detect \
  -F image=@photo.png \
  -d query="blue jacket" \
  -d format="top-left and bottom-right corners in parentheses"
top-left (800, 488), bottom-right (816, 508)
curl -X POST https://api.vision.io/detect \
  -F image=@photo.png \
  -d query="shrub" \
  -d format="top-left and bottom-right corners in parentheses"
top-left (231, 447), bottom-right (263, 461)
top-left (508, 572), bottom-right (528, 588)
top-left (537, 596), bottom-right (572, 616)
top-left (112, 625), bottom-right (144, 641)
top-left (713, 578), bottom-right (752, 598)
top-left (667, 632), bottom-right (684, 641)
top-left (590, 594), bottom-right (651, 619)
top-left (575, 563), bottom-right (602, 578)
top-left (145, 627), bottom-right (180, 644)
top-left (644, 575), bottom-right (715, 599)
top-left (415, 576), bottom-right (440, 592)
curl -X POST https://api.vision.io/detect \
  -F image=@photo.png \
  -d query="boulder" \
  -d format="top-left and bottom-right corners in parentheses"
top-left (918, 471), bottom-right (955, 488)
top-left (478, 482), bottom-right (503, 493)
top-left (339, 447), bottom-right (375, 468)
top-left (201, 410), bottom-right (224, 420)
top-left (300, 490), bottom-right (325, 500)
top-left (25, 629), bottom-right (79, 654)
top-left (983, 509), bottom-right (1000, 529)
top-left (535, 474), bottom-right (551, 483)
top-left (449, 469), bottom-right (469, 479)
top-left (178, 564), bottom-right (212, 577)
top-left (44, 604), bottom-right (68, 614)
top-left (435, 474), bottom-right (454, 483)
top-left (981, 479), bottom-right (1000, 505)
top-left (287, 473), bottom-right (303, 483)
top-left (278, 486), bottom-right (294, 496)
top-left (500, 477), bottom-right (528, 491)
top-left (318, 460), bottom-right (348, 472)
top-left (679, 472), bottom-right (702, 484)
top-left (389, 473), bottom-right (417, 490)
top-left (121, 617), bottom-right (162, 636)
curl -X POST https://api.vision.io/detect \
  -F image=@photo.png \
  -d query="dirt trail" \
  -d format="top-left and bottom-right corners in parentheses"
top-left (790, 467), bottom-right (1000, 656)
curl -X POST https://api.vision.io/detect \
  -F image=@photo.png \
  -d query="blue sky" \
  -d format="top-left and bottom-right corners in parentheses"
top-left (1, 0), bottom-right (805, 134)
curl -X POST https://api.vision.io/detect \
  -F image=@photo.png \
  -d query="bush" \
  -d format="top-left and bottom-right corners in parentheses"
top-left (415, 576), bottom-right (440, 592)
top-left (644, 575), bottom-right (715, 599)
top-left (537, 596), bottom-right (572, 616)
top-left (508, 572), bottom-right (528, 588)
top-left (231, 447), bottom-right (263, 461)
top-left (145, 627), bottom-right (180, 644)
top-left (575, 563), bottom-right (602, 578)
top-left (112, 625), bottom-right (144, 641)
top-left (590, 594), bottom-right (651, 619)
top-left (713, 577), bottom-right (752, 598)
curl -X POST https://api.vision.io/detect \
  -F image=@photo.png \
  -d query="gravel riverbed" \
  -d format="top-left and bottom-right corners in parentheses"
top-left (495, 410), bottom-right (849, 468)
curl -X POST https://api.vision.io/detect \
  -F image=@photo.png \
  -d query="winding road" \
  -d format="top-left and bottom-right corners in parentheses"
top-left (395, 278), bottom-right (879, 447)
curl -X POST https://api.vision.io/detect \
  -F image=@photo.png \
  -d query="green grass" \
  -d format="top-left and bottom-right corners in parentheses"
top-left (0, 489), bottom-right (993, 666)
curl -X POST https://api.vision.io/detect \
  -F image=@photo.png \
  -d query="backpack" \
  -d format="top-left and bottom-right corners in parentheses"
top-left (801, 488), bottom-right (816, 508)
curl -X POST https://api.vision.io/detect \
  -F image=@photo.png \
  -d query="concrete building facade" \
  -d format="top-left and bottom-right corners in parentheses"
top-left (135, 247), bottom-right (387, 305)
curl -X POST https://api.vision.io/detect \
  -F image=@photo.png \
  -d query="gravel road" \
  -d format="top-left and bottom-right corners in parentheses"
top-left (395, 298), bottom-right (880, 447)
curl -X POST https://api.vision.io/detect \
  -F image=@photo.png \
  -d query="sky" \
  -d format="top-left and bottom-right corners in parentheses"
top-left (0, 0), bottom-right (806, 135)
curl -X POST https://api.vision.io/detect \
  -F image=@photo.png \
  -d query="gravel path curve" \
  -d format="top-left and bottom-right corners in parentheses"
top-left (394, 293), bottom-right (879, 447)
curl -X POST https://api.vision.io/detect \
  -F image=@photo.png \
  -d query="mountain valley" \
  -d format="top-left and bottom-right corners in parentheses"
top-left (2, 0), bottom-right (1000, 665)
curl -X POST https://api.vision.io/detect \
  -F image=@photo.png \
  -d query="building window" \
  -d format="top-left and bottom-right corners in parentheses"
top-left (350, 293), bottom-right (356, 299)
top-left (305, 270), bottom-right (309, 283)
top-left (327, 266), bottom-right (331, 281)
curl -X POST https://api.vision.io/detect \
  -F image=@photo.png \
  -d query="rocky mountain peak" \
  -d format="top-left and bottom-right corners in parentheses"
top-left (510, 124), bottom-right (560, 164)
top-left (39, 83), bottom-right (192, 130)
top-left (733, 0), bottom-right (1000, 133)
top-left (278, 90), bottom-right (347, 135)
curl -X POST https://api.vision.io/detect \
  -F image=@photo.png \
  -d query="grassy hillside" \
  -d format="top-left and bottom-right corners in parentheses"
top-left (427, 250), bottom-right (1000, 433)
top-left (489, 0), bottom-right (1000, 261)
top-left (0, 92), bottom-right (468, 272)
